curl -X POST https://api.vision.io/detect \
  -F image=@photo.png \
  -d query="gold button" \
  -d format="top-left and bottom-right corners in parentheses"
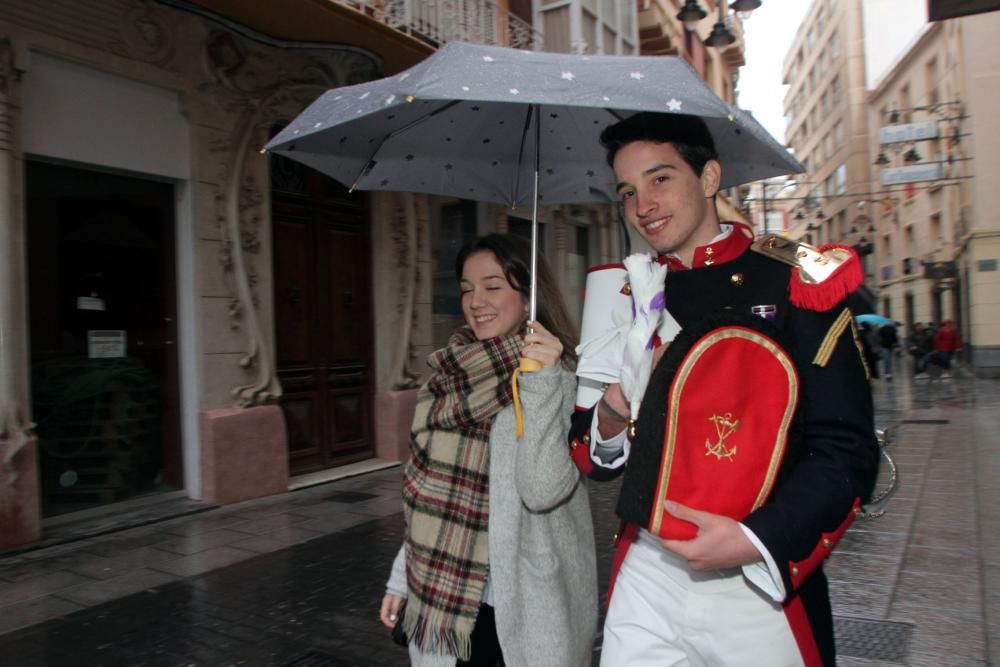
top-left (823, 538), bottom-right (832, 548)
top-left (791, 567), bottom-right (800, 577)
top-left (705, 247), bottom-right (715, 255)
top-left (731, 273), bottom-right (744, 286)
top-left (570, 440), bottom-right (579, 450)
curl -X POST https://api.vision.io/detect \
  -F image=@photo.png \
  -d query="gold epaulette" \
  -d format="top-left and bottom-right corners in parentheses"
top-left (751, 235), bottom-right (855, 284)
top-left (751, 235), bottom-right (863, 312)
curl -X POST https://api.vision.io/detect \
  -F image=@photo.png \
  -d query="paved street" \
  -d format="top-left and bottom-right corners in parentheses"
top-left (0, 364), bottom-right (996, 666)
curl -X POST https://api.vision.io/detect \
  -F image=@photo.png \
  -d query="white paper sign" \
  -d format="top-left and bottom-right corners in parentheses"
top-left (88, 330), bottom-right (127, 358)
top-left (77, 296), bottom-right (106, 311)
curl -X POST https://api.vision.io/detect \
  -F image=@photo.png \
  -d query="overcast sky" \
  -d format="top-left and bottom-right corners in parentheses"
top-left (737, 0), bottom-right (928, 146)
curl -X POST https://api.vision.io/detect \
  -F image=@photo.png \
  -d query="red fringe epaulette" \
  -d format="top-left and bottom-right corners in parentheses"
top-left (788, 244), bottom-right (864, 312)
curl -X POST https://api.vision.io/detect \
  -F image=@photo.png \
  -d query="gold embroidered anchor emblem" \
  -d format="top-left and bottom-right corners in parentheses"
top-left (705, 412), bottom-right (739, 461)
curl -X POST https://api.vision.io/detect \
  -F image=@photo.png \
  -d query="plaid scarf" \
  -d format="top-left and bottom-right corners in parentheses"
top-left (401, 326), bottom-right (522, 660)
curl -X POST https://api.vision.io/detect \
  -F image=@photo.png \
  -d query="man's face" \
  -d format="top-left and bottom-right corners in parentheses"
top-left (613, 140), bottom-right (721, 265)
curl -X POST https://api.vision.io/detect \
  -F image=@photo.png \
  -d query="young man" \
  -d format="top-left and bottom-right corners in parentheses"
top-left (569, 112), bottom-right (879, 666)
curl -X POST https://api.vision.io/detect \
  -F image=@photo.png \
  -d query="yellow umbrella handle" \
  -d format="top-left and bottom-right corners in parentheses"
top-left (513, 359), bottom-right (543, 438)
top-left (519, 357), bottom-right (543, 372)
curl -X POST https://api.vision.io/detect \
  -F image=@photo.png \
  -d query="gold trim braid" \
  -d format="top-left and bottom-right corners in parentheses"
top-left (812, 308), bottom-right (852, 367)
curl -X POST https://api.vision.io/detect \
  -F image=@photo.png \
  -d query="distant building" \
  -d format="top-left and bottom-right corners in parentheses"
top-left (869, 13), bottom-right (1000, 375)
top-left (781, 0), bottom-right (871, 252)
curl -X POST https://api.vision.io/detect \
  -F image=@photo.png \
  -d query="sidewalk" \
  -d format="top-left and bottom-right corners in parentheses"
top-left (0, 368), bottom-right (995, 666)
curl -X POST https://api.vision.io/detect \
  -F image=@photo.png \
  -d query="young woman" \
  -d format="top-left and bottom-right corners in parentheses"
top-left (379, 234), bottom-right (597, 667)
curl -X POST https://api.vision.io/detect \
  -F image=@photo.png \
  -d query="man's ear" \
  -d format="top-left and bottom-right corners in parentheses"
top-left (701, 159), bottom-right (722, 198)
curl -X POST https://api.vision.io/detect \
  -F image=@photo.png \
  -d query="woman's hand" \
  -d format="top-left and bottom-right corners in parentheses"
top-left (380, 593), bottom-right (405, 629)
top-left (522, 320), bottom-right (563, 368)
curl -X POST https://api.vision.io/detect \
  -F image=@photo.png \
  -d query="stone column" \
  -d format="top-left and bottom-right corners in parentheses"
top-left (0, 37), bottom-right (40, 549)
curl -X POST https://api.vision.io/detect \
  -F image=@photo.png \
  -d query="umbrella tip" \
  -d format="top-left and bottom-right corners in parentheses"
top-left (406, 95), bottom-right (415, 103)
top-left (349, 183), bottom-right (358, 193)
top-left (259, 148), bottom-right (268, 155)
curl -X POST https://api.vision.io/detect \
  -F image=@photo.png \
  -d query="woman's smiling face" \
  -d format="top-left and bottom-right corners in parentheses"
top-left (460, 250), bottom-right (527, 340)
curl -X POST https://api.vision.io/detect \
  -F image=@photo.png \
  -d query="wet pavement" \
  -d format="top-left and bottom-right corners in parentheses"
top-left (0, 361), bottom-right (996, 666)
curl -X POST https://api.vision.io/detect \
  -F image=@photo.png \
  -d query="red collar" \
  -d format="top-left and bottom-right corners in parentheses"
top-left (657, 222), bottom-right (754, 271)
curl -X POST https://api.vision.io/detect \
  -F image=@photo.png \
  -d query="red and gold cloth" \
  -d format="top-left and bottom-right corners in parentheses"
top-left (618, 312), bottom-right (800, 540)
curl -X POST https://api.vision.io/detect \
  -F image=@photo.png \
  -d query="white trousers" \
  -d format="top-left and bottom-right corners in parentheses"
top-left (600, 531), bottom-right (805, 667)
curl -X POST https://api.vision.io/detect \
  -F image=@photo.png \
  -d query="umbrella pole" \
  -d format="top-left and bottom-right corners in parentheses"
top-left (520, 105), bottom-right (543, 374)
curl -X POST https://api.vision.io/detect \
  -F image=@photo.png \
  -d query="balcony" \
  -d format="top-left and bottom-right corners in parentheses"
top-left (333, 0), bottom-right (542, 50)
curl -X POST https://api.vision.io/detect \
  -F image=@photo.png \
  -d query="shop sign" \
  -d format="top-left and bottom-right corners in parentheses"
top-left (880, 163), bottom-right (942, 186)
top-left (879, 121), bottom-right (938, 144)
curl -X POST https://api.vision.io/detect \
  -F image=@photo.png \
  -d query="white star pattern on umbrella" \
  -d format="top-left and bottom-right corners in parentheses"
top-left (360, 92), bottom-right (370, 99)
top-left (483, 56), bottom-right (494, 62)
top-left (510, 89), bottom-right (519, 95)
top-left (385, 95), bottom-right (396, 105)
top-left (561, 72), bottom-right (575, 80)
top-left (602, 96), bottom-right (611, 102)
top-left (462, 86), bottom-right (470, 91)
top-left (630, 72), bottom-right (644, 80)
top-left (667, 98), bottom-right (682, 111)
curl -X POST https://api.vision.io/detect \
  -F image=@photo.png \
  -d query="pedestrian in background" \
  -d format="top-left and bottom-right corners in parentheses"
top-left (380, 234), bottom-right (597, 667)
top-left (859, 321), bottom-right (881, 380)
top-left (933, 318), bottom-right (962, 379)
top-left (908, 322), bottom-right (934, 378)
top-left (878, 322), bottom-right (900, 380)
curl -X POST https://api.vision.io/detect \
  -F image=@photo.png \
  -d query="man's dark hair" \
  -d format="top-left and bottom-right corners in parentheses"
top-left (600, 112), bottom-right (719, 176)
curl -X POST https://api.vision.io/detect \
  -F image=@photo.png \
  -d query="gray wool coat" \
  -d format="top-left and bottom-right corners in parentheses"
top-left (388, 366), bottom-right (598, 667)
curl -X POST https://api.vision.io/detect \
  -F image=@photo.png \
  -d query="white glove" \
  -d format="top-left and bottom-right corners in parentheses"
top-left (620, 254), bottom-right (669, 420)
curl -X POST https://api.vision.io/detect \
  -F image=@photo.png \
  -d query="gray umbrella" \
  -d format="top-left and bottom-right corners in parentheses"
top-left (266, 41), bottom-right (802, 318)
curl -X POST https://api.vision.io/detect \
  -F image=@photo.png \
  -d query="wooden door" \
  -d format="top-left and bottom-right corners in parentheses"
top-left (271, 155), bottom-right (374, 475)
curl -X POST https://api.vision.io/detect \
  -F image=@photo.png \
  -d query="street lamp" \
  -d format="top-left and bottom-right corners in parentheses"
top-left (676, 0), bottom-right (708, 31)
top-left (730, 0), bottom-right (762, 20)
top-left (704, 6), bottom-right (737, 48)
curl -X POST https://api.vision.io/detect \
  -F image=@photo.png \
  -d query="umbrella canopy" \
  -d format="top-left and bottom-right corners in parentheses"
top-left (266, 41), bottom-right (802, 208)
top-left (856, 313), bottom-right (894, 327)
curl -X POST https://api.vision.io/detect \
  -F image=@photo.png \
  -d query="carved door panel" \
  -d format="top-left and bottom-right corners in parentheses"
top-left (271, 155), bottom-right (374, 475)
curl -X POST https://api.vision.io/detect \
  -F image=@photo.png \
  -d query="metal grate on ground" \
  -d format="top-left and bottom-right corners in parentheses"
top-left (324, 490), bottom-right (379, 503)
top-left (834, 616), bottom-right (914, 662)
top-left (283, 649), bottom-right (340, 666)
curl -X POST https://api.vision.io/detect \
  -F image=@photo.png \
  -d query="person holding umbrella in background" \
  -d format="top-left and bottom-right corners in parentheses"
top-left (568, 112), bottom-right (879, 666)
top-left (380, 234), bottom-right (597, 666)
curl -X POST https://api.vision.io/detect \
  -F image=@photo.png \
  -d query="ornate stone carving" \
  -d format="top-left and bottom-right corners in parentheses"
top-left (216, 105), bottom-right (280, 405)
top-left (0, 403), bottom-right (35, 486)
top-left (388, 192), bottom-right (423, 390)
top-left (200, 28), bottom-right (378, 98)
top-left (0, 38), bottom-right (14, 99)
top-left (108, 0), bottom-right (176, 69)
top-left (195, 25), bottom-right (379, 405)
